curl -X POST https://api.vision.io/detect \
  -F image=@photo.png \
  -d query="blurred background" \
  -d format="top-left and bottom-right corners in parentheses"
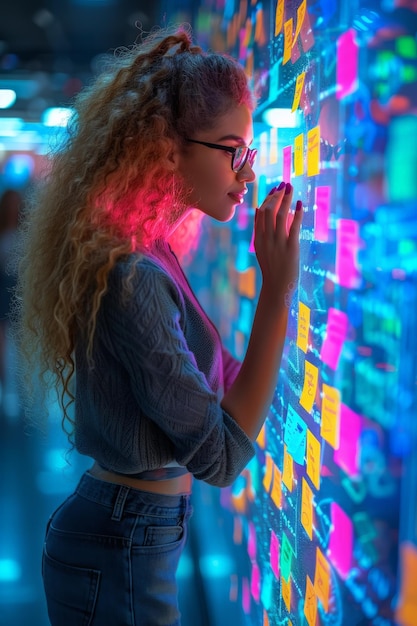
top-left (1, 1), bottom-right (417, 626)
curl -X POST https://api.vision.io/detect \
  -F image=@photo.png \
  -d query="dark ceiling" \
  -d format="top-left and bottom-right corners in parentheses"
top-left (0, 1), bottom-right (165, 74)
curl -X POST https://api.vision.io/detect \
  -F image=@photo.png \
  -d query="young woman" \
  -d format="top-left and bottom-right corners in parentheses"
top-left (17, 26), bottom-right (303, 626)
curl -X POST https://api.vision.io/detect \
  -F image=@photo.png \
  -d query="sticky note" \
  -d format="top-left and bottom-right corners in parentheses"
top-left (314, 186), bottom-right (331, 242)
top-left (395, 542), bottom-right (417, 626)
top-left (321, 384), bottom-right (341, 449)
top-left (275, 0), bottom-right (285, 36)
top-left (334, 404), bottom-right (362, 477)
top-left (242, 577), bottom-right (251, 614)
top-left (335, 218), bottom-right (362, 288)
top-left (294, 133), bottom-right (304, 176)
top-left (292, 72), bottom-right (306, 112)
top-left (320, 307), bottom-right (348, 370)
top-left (328, 502), bottom-right (353, 579)
top-left (300, 361), bottom-right (319, 414)
top-left (282, 445), bottom-right (294, 491)
top-left (301, 477), bottom-right (313, 539)
top-left (248, 521), bottom-right (257, 561)
top-left (314, 547), bottom-right (331, 612)
top-left (233, 515), bottom-right (243, 544)
top-left (251, 561), bottom-right (261, 602)
top-left (337, 29), bottom-right (359, 100)
top-left (270, 529), bottom-right (280, 579)
top-left (283, 19), bottom-right (293, 65)
top-left (257, 423), bottom-right (266, 449)
top-left (283, 145), bottom-right (292, 181)
top-left (280, 533), bottom-right (293, 582)
top-left (271, 464), bottom-right (282, 508)
top-left (238, 267), bottom-right (257, 299)
top-left (306, 430), bottom-right (321, 490)
top-left (292, 0), bottom-right (307, 48)
top-left (260, 131), bottom-right (269, 167)
top-left (307, 126), bottom-right (320, 176)
top-left (263, 452), bottom-right (274, 493)
top-left (297, 301), bottom-right (310, 353)
top-left (284, 404), bottom-right (308, 464)
top-left (269, 126), bottom-right (278, 164)
top-left (263, 609), bottom-right (270, 626)
top-left (304, 576), bottom-right (318, 626)
top-left (281, 575), bottom-right (291, 612)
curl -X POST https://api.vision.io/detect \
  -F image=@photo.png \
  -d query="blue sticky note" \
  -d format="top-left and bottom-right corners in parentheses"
top-left (284, 404), bottom-right (308, 464)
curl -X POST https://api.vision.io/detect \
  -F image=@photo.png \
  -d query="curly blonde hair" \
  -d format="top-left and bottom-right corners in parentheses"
top-left (15, 25), bottom-right (255, 432)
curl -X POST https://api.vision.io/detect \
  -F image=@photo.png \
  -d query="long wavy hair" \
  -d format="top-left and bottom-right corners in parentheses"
top-left (15, 25), bottom-right (255, 433)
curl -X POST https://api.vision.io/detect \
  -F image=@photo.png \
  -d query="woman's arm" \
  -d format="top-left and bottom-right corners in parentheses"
top-left (221, 183), bottom-right (303, 440)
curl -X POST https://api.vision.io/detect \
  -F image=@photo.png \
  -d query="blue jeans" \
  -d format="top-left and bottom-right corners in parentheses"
top-left (42, 471), bottom-right (193, 626)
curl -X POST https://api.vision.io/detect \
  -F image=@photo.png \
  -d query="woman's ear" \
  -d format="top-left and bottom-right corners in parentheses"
top-left (165, 140), bottom-right (182, 171)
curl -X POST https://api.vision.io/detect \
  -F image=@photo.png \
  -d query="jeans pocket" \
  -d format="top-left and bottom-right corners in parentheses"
top-left (42, 548), bottom-right (101, 626)
top-left (144, 524), bottom-right (184, 547)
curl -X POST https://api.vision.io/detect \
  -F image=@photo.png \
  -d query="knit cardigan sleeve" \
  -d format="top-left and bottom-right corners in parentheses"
top-left (99, 259), bottom-right (255, 487)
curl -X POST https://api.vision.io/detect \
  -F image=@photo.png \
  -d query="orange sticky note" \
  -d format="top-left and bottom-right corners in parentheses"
top-left (294, 133), bottom-right (304, 176)
top-left (257, 423), bottom-right (266, 449)
top-left (320, 384), bottom-right (341, 449)
top-left (271, 464), bottom-right (282, 508)
top-left (307, 125), bottom-right (320, 176)
top-left (304, 576), bottom-right (318, 626)
top-left (292, 71), bottom-right (306, 112)
top-left (292, 0), bottom-right (307, 47)
top-left (281, 575), bottom-right (291, 612)
top-left (263, 452), bottom-right (273, 493)
top-left (300, 361), bottom-right (319, 413)
top-left (282, 445), bottom-right (294, 492)
top-left (275, 0), bottom-right (285, 36)
top-left (283, 18), bottom-right (293, 64)
top-left (306, 430), bottom-right (321, 490)
top-left (314, 547), bottom-right (331, 612)
top-left (395, 542), bottom-right (417, 626)
top-left (301, 477), bottom-right (313, 539)
top-left (238, 267), bottom-right (257, 299)
top-left (297, 301), bottom-right (310, 353)
top-left (263, 609), bottom-right (270, 626)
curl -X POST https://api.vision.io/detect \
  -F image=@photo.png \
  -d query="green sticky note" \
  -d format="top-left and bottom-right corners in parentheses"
top-left (280, 533), bottom-right (293, 582)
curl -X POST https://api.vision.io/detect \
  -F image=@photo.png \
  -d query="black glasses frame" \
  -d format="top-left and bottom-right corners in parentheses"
top-left (185, 138), bottom-right (257, 172)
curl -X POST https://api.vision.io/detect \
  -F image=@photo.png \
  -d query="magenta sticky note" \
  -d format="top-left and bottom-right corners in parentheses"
top-left (283, 146), bottom-right (292, 181)
top-left (320, 307), bottom-right (348, 370)
top-left (334, 403), bottom-right (362, 477)
top-left (270, 529), bottom-right (280, 579)
top-left (336, 29), bottom-right (359, 100)
top-left (335, 219), bottom-right (362, 288)
top-left (314, 186), bottom-right (331, 242)
top-left (328, 502), bottom-right (353, 579)
top-left (242, 577), bottom-right (251, 614)
top-left (251, 562), bottom-right (261, 602)
top-left (248, 521), bottom-right (257, 562)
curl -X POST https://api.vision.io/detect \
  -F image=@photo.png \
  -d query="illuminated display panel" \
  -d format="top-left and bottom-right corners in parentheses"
top-left (188, 1), bottom-right (417, 625)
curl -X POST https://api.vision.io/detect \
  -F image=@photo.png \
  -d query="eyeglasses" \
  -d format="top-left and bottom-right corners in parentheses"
top-left (185, 138), bottom-right (257, 172)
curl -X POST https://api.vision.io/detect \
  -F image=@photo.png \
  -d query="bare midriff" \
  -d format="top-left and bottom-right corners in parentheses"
top-left (89, 462), bottom-right (192, 495)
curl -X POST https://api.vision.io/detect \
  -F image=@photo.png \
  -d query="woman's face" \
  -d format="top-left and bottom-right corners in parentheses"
top-left (176, 104), bottom-right (256, 222)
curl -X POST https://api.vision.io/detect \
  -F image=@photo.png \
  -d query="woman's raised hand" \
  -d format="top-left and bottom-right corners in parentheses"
top-left (254, 182), bottom-right (303, 307)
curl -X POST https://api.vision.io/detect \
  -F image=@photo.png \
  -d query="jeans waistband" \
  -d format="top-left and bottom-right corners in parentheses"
top-left (76, 471), bottom-right (191, 520)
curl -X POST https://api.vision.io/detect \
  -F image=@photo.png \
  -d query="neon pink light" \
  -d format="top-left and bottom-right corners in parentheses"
top-left (270, 530), bottom-right (280, 579)
top-left (336, 29), bottom-right (359, 99)
top-left (251, 562), bottom-right (261, 602)
top-left (283, 146), bottom-right (292, 182)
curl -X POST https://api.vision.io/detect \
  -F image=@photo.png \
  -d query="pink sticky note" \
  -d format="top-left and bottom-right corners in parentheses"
top-left (328, 502), bottom-right (353, 579)
top-left (270, 530), bottom-right (280, 579)
top-left (248, 521), bottom-right (257, 561)
top-left (335, 219), bottom-right (362, 288)
top-left (251, 562), bottom-right (261, 602)
top-left (334, 404), bottom-right (362, 477)
top-left (314, 186), bottom-right (331, 242)
top-left (242, 577), bottom-right (251, 614)
top-left (283, 146), bottom-right (292, 181)
top-left (320, 308), bottom-right (348, 370)
top-left (337, 29), bottom-right (359, 100)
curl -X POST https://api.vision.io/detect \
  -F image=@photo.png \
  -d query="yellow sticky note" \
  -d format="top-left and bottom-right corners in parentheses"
top-left (297, 301), bottom-right (310, 353)
top-left (304, 576), bottom-right (318, 626)
top-left (300, 361), bottom-right (319, 413)
top-left (320, 384), bottom-right (341, 449)
top-left (314, 547), bottom-right (331, 612)
top-left (301, 477), bottom-right (313, 539)
top-left (307, 126), bottom-right (320, 176)
top-left (282, 445), bottom-right (294, 492)
top-left (292, 71), bottom-right (306, 112)
top-left (275, 0), bottom-right (285, 36)
top-left (281, 575), bottom-right (291, 612)
top-left (292, 0), bottom-right (307, 47)
top-left (271, 464), bottom-right (282, 508)
top-left (263, 452), bottom-right (273, 493)
top-left (294, 133), bottom-right (304, 176)
top-left (257, 423), bottom-right (266, 449)
top-left (269, 126), bottom-right (278, 164)
top-left (306, 430), bottom-right (321, 490)
top-left (283, 18), bottom-right (293, 65)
